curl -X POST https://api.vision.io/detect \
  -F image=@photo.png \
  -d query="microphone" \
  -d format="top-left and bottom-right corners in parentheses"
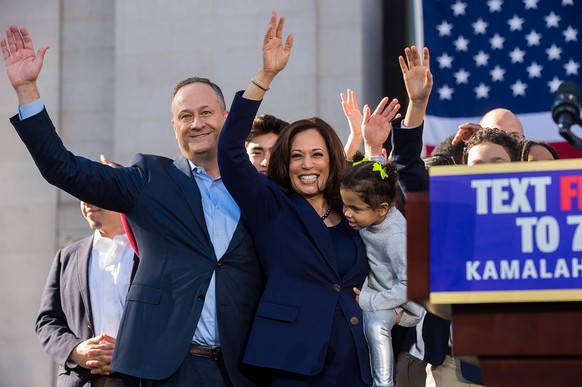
top-left (552, 81), bottom-right (582, 151)
top-left (552, 81), bottom-right (580, 131)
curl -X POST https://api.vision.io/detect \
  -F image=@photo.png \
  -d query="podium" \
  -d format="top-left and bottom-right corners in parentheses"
top-left (407, 191), bottom-right (582, 387)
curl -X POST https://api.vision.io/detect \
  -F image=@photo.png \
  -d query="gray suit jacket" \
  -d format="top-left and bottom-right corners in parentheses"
top-left (36, 235), bottom-right (138, 387)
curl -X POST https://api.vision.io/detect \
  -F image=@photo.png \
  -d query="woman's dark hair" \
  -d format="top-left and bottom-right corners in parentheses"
top-left (519, 140), bottom-right (559, 161)
top-left (423, 154), bottom-right (455, 169)
top-left (431, 134), bottom-right (464, 165)
top-left (268, 117), bottom-right (347, 209)
top-left (463, 127), bottom-right (520, 163)
top-left (340, 152), bottom-right (399, 210)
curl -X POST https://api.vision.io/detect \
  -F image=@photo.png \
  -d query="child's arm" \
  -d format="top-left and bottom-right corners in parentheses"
top-left (358, 227), bottom-right (408, 311)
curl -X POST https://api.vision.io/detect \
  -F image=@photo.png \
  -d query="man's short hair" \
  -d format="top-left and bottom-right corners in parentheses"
top-left (172, 77), bottom-right (226, 112)
top-left (246, 114), bottom-right (289, 143)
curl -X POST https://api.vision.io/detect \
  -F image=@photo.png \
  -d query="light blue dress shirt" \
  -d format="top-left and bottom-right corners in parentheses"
top-left (188, 161), bottom-right (240, 345)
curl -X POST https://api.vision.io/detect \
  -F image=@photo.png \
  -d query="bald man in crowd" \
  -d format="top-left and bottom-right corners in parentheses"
top-left (453, 107), bottom-right (525, 145)
top-left (478, 108), bottom-right (524, 140)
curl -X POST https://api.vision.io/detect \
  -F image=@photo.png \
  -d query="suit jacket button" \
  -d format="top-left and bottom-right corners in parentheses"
top-left (350, 317), bottom-right (359, 326)
top-left (217, 262), bottom-right (224, 269)
top-left (331, 284), bottom-right (341, 293)
top-left (197, 294), bottom-right (205, 301)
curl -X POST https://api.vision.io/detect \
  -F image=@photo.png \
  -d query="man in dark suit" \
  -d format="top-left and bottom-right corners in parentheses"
top-left (2, 24), bottom-right (263, 386)
top-left (36, 201), bottom-right (138, 386)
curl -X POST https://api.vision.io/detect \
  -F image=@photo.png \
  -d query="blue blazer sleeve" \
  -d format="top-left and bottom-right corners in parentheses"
top-left (218, 92), bottom-right (282, 228)
top-left (11, 109), bottom-right (145, 213)
top-left (391, 119), bottom-right (429, 193)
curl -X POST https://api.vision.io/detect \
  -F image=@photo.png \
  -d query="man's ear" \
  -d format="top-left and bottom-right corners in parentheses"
top-left (381, 147), bottom-right (392, 162)
top-left (171, 119), bottom-right (179, 138)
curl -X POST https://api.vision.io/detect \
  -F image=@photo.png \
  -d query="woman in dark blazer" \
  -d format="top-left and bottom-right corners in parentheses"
top-left (218, 12), bottom-right (371, 386)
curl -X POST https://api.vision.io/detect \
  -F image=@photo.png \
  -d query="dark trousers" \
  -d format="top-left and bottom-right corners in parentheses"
top-left (93, 374), bottom-right (139, 387)
top-left (139, 355), bottom-right (232, 387)
top-left (395, 351), bottom-right (427, 387)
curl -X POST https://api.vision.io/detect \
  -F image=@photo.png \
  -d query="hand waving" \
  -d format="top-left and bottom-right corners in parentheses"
top-left (262, 11), bottom-right (293, 76)
top-left (245, 11), bottom-right (293, 99)
top-left (341, 89), bottom-right (364, 139)
top-left (1, 25), bottom-right (48, 92)
top-left (399, 46), bottom-right (432, 104)
top-left (362, 96), bottom-right (400, 150)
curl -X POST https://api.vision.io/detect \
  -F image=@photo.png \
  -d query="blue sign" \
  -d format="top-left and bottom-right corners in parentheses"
top-left (429, 160), bottom-right (582, 303)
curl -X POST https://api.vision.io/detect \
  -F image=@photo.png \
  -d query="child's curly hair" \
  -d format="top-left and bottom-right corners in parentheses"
top-left (340, 152), bottom-right (399, 209)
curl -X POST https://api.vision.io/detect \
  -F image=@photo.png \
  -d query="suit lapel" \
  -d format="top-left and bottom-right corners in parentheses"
top-left (289, 193), bottom-right (339, 276)
top-left (77, 236), bottom-right (94, 330)
top-left (224, 221), bottom-right (244, 255)
top-left (168, 155), bottom-right (213, 247)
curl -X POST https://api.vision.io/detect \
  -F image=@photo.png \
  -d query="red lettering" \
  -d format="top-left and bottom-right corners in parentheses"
top-left (560, 175), bottom-right (582, 211)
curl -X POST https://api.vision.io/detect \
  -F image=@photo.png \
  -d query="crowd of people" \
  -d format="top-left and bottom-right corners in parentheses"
top-left (1, 9), bottom-right (564, 387)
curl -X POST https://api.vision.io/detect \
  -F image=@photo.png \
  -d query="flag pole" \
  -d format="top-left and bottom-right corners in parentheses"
top-left (412, 0), bottom-right (424, 48)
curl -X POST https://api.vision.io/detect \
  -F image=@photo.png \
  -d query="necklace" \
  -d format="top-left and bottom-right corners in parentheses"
top-left (320, 205), bottom-right (332, 221)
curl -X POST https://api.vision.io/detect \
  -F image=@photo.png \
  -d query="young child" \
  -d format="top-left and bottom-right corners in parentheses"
top-left (341, 154), bottom-right (423, 387)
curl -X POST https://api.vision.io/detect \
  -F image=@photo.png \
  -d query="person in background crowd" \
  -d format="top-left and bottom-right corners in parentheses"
top-left (430, 134), bottom-right (464, 165)
top-left (452, 108), bottom-right (525, 146)
top-left (463, 127), bottom-right (520, 165)
top-left (246, 113), bottom-right (289, 174)
top-left (36, 201), bottom-right (138, 386)
top-left (519, 139), bottom-right (559, 162)
top-left (478, 108), bottom-right (524, 140)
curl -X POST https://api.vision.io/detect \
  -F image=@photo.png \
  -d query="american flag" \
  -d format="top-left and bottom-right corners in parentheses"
top-left (419, 0), bottom-right (582, 158)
